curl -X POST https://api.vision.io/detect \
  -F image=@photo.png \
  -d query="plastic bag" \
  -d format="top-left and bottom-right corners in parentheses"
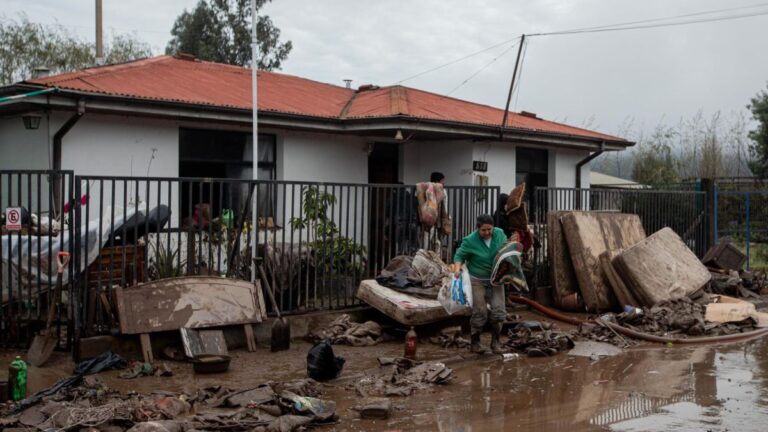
top-left (438, 269), bottom-right (473, 314)
top-left (306, 339), bottom-right (345, 381)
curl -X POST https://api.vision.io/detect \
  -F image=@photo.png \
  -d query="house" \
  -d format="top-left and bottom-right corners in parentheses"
top-left (0, 54), bottom-right (632, 194)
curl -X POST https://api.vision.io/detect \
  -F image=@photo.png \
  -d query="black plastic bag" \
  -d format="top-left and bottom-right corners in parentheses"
top-left (306, 339), bottom-right (345, 381)
top-left (74, 351), bottom-right (127, 375)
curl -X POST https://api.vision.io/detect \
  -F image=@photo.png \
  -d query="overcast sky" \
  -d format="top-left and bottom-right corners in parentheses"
top-left (4, 0), bottom-right (768, 139)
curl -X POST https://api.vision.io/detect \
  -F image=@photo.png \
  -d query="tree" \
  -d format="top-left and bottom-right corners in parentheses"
top-left (748, 84), bottom-right (768, 178)
top-left (631, 125), bottom-right (681, 187)
top-left (0, 14), bottom-right (152, 85)
top-left (165, 0), bottom-right (292, 70)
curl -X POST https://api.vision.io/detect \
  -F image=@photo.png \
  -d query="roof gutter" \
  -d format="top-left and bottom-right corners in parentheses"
top-left (575, 141), bottom-right (605, 189)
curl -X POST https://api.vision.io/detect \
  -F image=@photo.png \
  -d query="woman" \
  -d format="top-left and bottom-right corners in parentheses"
top-left (450, 214), bottom-right (508, 354)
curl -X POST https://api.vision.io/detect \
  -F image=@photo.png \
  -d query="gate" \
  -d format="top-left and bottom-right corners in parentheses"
top-left (0, 170), bottom-right (74, 348)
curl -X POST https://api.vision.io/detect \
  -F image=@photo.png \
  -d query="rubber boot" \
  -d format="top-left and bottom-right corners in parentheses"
top-left (490, 322), bottom-right (504, 354)
top-left (470, 331), bottom-right (486, 354)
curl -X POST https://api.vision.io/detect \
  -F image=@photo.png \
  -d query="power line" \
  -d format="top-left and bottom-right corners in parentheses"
top-left (394, 36), bottom-right (522, 84)
top-left (530, 9), bottom-right (768, 37)
top-left (393, 3), bottom-right (768, 86)
top-left (531, 1), bottom-right (768, 35)
top-left (445, 40), bottom-right (520, 96)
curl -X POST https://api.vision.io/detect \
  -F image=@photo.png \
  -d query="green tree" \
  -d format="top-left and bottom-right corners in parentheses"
top-left (748, 84), bottom-right (768, 178)
top-left (165, 0), bottom-right (292, 70)
top-left (0, 14), bottom-right (152, 85)
top-left (631, 125), bottom-right (681, 187)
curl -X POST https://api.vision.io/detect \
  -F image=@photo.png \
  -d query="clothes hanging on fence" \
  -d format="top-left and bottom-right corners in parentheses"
top-left (415, 182), bottom-right (446, 229)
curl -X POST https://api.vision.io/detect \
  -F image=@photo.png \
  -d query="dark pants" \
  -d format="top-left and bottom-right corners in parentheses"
top-left (470, 278), bottom-right (506, 332)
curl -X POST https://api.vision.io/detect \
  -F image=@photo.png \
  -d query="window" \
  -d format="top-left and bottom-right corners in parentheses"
top-left (178, 128), bottom-right (277, 218)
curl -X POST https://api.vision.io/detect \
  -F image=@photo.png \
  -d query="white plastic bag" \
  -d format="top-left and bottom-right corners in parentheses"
top-left (438, 268), bottom-right (473, 315)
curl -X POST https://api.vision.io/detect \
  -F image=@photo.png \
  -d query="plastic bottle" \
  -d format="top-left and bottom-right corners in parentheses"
top-left (9, 356), bottom-right (27, 401)
top-left (404, 326), bottom-right (417, 360)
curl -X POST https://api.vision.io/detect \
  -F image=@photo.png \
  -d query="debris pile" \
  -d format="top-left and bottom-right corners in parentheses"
top-left (428, 326), bottom-right (471, 349)
top-left (352, 357), bottom-right (453, 397)
top-left (1, 377), bottom-right (335, 432)
top-left (505, 323), bottom-right (575, 357)
top-left (307, 314), bottom-right (388, 346)
top-left (709, 269), bottom-right (767, 299)
top-left (576, 296), bottom-right (762, 346)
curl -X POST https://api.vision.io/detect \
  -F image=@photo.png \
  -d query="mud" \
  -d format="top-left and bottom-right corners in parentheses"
top-left (325, 337), bottom-right (768, 431)
top-left (3, 323), bottom-right (768, 431)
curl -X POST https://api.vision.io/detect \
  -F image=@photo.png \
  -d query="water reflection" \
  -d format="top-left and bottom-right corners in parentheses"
top-left (329, 337), bottom-right (768, 431)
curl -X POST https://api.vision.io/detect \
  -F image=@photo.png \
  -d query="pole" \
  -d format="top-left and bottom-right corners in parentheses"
top-left (500, 34), bottom-right (525, 140)
top-left (95, 0), bottom-right (104, 65)
top-left (250, 0), bottom-right (259, 282)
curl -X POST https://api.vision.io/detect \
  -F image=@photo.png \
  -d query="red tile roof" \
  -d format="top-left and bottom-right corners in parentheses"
top-left (25, 55), bottom-right (625, 142)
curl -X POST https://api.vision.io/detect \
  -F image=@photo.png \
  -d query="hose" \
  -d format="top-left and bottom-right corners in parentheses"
top-left (508, 295), bottom-right (768, 345)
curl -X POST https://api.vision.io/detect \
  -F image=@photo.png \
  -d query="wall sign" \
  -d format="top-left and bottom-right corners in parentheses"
top-left (5, 207), bottom-right (22, 231)
top-left (473, 160), bottom-right (488, 172)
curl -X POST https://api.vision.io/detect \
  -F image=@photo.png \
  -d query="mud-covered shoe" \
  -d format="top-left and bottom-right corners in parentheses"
top-left (470, 332), bottom-right (487, 354)
top-left (490, 323), bottom-right (504, 354)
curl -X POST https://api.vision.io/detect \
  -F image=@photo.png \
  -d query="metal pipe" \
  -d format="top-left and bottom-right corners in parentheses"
top-left (575, 141), bottom-right (606, 189)
top-left (0, 87), bottom-right (57, 105)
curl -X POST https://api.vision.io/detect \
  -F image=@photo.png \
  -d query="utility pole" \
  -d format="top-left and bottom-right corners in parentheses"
top-left (95, 0), bottom-right (104, 65)
top-left (250, 0), bottom-right (259, 282)
top-left (500, 34), bottom-right (525, 140)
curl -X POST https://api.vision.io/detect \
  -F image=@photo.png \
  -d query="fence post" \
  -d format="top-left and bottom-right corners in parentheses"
top-left (700, 178), bottom-right (716, 249)
top-left (745, 191), bottom-right (751, 270)
top-left (72, 176), bottom-right (82, 359)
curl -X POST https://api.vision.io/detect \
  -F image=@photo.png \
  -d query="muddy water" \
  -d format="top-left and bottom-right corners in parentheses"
top-left (326, 338), bottom-right (768, 432)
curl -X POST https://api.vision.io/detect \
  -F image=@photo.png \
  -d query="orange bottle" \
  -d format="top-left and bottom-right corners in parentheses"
top-left (404, 326), bottom-right (417, 360)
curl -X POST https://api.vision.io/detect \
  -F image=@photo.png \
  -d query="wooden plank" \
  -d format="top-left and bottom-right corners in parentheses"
top-left (599, 250), bottom-right (641, 308)
top-left (140, 333), bottom-right (153, 363)
top-left (561, 212), bottom-right (646, 311)
top-left (116, 276), bottom-right (264, 335)
top-left (243, 324), bottom-right (257, 352)
top-left (547, 211), bottom-right (577, 309)
top-left (613, 227), bottom-right (711, 306)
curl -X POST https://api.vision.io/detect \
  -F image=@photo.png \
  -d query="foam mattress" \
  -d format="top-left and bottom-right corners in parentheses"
top-left (356, 279), bottom-right (470, 325)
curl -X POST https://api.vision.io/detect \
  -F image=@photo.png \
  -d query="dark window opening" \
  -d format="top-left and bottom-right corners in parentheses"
top-left (179, 128), bottom-right (276, 220)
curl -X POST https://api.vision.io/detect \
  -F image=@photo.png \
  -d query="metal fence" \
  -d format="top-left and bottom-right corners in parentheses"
top-left (72, 176), bottom-right (499, 337)
top-left (0, 170), bottom-right (74, 348)
top-left (531, 187), bottom-right (709, 288)
top-left (714, 187), bottom-right (768, 270)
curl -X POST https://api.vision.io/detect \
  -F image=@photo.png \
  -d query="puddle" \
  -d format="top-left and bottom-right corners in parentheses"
top-left (325, 337), bottom-right (768, 431)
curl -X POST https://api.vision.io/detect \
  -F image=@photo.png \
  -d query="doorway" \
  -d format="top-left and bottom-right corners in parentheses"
top-left (368, 143), bottom-right (399, 184)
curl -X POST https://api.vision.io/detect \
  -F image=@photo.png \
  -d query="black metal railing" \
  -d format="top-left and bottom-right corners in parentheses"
top-left (531, 187), bottom-right (709, 289)
top-left (0, 170), bottom-right (74, 348)
top-left (72, 176), bottom-right (499, 336)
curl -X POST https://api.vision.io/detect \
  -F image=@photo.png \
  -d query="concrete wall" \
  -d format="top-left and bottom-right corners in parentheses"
top-left (277, 130), bottom-right (368, 183)
top-left (472, 141), bottom-right (517, 193)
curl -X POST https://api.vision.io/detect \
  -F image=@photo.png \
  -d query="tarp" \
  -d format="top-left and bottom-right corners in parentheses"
top-left (1, 206), bottom-right (137, 299)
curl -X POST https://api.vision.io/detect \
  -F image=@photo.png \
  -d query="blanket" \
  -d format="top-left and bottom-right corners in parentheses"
top-left (490, 240), bottom-right (529, 292)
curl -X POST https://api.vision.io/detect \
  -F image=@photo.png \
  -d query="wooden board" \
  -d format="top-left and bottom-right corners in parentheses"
top-left (547, 211), bottom-right (578, 309)
top-left (115, 276), bottom-right (266, 335)
top-left (561, 212), bottom-right (646, 311)
top-left (356, 279), bottom-right (470, 326)
top-left (613, 227), bottom-right (711, 307)
top-left (599, 249), bottom-right (641, 308)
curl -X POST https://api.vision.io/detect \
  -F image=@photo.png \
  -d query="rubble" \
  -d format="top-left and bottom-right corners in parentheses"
top-left (307, 314), bottom-right (389, 346)
top-left (505, 325), bottom-right (575, 357)
top-left (1, 377), bottom-right (335, 432)
top-left (352, 357), bottom-right (453, 397)
top-left (352, 397), bottom-right (393, 419)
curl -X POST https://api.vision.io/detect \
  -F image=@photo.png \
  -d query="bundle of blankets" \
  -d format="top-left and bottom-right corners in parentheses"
top-left (375, 249), bottom-right (450, 297)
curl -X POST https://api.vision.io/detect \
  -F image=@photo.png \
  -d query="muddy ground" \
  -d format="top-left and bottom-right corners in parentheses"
top-left (2, 311), bottom-right (768, 431)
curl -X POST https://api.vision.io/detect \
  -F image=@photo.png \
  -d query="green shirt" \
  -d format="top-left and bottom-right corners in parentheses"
top-left (453, 227), bottom-right (507, 279)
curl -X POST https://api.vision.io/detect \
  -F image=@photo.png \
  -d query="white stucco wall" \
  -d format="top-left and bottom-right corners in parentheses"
top-left (472, 141), bottom-right (517, 193)
top-left (277, 131), bottom-right (368, 183)
top-left (401, 140), bottom-right (475, 186)
top-left (549, 148), bottom-right (591, 188)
